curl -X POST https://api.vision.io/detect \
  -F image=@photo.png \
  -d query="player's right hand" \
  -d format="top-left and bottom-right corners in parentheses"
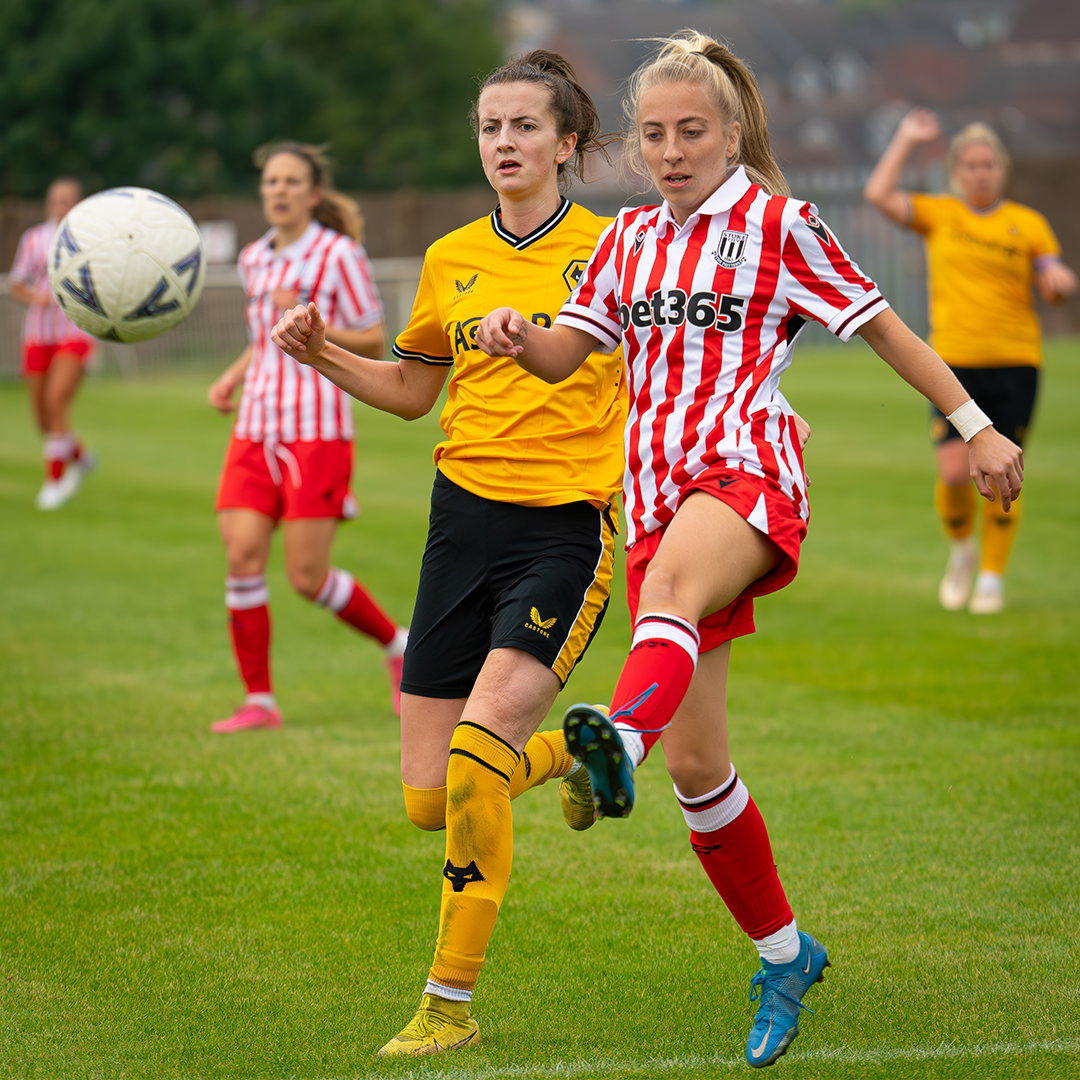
top-left (897, 108), bottom-right (942, 146)
top-left (475, 308), bottom-right (528, 357)
top-left (272, 302), bottom-right (326, 362)
top-left (207, 376), bottom-right (238, 413)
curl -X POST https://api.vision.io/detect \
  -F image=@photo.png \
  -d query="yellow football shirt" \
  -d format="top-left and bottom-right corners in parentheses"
top-left (910, 194), bottom-right (1060, 367)
top-left (393, 199), bottom-right (626, 507)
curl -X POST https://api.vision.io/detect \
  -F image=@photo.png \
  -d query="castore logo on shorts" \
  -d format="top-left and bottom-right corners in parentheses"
top-left (526, 606), bottom-right (558, 637)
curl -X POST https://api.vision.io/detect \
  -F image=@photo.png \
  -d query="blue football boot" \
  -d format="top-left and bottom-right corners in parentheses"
top-left (745, 931), bottom-right (830, 1068)
top-left (562, 703), bottom-right (635, 818)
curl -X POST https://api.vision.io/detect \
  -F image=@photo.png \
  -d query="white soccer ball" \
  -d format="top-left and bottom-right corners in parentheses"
top-left (48, 187), bottom-right (206, 343)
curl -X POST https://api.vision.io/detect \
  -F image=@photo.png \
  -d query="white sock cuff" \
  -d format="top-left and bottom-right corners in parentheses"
top-left (44, 433), bottom-right (76, 461)
top-left (313, 568), bottom-right (355, 612)
top-left (383, 626), bottom-right (409, 658)
top-left (752, 919), bottom-right (800, 964)
top-left (245, 692), bottom-right (277, 710)
top-left (633, 612), bottom-right (700, 670)
top-left (674, 765), bottom-right (748, 832)
top-left (424, 979), bottom-right (473, 1002)
top-left (611, 724), bottom-right (645, 771)
top-left (225, 574), bottom-right (269, 610)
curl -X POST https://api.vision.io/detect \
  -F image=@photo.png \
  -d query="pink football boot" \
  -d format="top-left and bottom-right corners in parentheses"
top-left (209, 703), bottom-right (282, 733)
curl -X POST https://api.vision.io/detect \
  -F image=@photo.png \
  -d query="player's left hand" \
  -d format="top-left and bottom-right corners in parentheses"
top-left (272, 302), bottom-right (326, 362)
top-left (967, 426), bottom-right (1023, 512)
top-left (1035, 259), bottom-right (1079, 303)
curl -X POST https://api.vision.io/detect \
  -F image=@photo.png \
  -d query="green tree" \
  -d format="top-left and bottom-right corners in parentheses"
top-left (0, 0), bottom-right (501, 196)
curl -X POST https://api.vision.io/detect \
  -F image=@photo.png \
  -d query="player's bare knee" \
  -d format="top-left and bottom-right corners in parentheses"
top-left (288, 564), bottom-right (323, 599)
top-left (665, 755), bottom-right (728, 799)
top-left (225, 543), bottom-right (266, 578)
top-left (638, 563), bottom-right (685, 614)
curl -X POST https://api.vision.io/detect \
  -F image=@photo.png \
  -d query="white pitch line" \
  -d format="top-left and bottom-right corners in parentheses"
top-left (357, 1037), bottom-right (1080, 1079)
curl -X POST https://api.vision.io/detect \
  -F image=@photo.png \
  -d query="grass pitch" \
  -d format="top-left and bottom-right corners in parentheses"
top-left (1, 340), bottom-right (1078, 1079)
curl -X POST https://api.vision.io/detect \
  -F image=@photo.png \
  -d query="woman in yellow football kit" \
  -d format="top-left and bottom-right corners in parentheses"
top-left (271, 52), bottom-right (625, 1055)
top-left (865, 109), bottom-right (1077, 612)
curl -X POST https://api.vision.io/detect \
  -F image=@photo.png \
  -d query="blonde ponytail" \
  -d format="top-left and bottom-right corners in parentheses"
top-left (623, 30), bottom-right (789, 197)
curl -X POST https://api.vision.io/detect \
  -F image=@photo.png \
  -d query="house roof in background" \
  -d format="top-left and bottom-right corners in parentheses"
top-left (508, 0), bottom-right (1080, 189)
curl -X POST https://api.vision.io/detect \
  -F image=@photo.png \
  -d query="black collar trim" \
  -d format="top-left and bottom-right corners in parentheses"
top-left (490, 198), bottom-right (572, 250)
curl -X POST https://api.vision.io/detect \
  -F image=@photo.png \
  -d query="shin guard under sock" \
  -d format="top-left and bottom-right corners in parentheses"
top-left (428, 721), bottom-right (519, 993)
top-left (226, 575), bottom-right (272, 695)
top-left (934, 479), bottom-right (975, 541)
top-left (679, 768), bottom-right (793, 940)
top-left (980, 492), bottom-right (1022, 574)
top-left (609, 613), bottom-right (699, 766)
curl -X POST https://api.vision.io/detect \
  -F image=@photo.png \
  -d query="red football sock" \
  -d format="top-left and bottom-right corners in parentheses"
top-left (44, 433), bottom-right (76, 481)
top-left (609, 612), bottom-right (699, 762)
top-left (679, 769), bottom-right (793, 939)
top-left (226, 575), bottom-right (272, 694)
top-left (313, 567), bottom-right (396, 646)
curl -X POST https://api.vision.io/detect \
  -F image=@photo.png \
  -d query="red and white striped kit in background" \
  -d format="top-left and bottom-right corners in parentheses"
top-left (234, 220), bottom-right (383, 444)
top-left (558, 165), bottom-right (888, 548)
top-left (10, 220), bottom-right (96, 347)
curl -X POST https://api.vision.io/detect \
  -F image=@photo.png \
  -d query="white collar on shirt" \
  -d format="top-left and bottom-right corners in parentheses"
top-left (655, 165), bottom-right (754, 236)
top-left (264, 219), bottom-right (322, 260)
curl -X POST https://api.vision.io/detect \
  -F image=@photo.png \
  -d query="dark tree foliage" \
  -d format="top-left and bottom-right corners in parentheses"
top-left (0, 0), bottom-right (501, 196)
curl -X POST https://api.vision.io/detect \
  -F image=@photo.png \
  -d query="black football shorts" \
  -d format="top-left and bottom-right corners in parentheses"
top-left (929, 365), bottom-right (1038, 447)
top-left (400, 471), bottom-right (616, 699)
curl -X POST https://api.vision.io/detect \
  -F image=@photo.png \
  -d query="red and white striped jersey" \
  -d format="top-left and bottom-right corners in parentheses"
top-left (9, 221), bottom-right (95, 346)
top-left (558, 167), bottom-right (888, 546)
top-left (234, 221), bottom-right (383, 443)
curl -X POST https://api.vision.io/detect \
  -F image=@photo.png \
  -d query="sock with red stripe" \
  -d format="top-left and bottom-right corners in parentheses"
top-left (609, 612), bottom-right (700, 769)
top-left (44, 433), bottom-right (77, 481)
top-left (226, 574), bottom-right (273, 696)
top-left (678, 765), bottom-right (798, 962)
top-left (312, 567), bottom-right (398, 647)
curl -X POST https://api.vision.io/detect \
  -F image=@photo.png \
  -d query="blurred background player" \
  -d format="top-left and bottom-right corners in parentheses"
top-left (478, 31), bottom-right (1023, 1068)
top-left (865, 109), bottom-right (1077, 613)
top-left (272, 53), bottom-right (625, 1056)
top-left (9, 178), bottom-right (98, 511)
top-left (207, 142), bottom-right (407, 732)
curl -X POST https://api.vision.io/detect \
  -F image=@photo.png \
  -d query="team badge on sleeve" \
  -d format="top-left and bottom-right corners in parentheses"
top-left (804, 213), bottom-right (833, 247)
top-left (714, 230), bottom-right (748, 268)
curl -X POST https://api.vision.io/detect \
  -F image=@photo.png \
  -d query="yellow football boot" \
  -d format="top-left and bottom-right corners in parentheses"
top-left (560, 703), bottom-right (611, 829)
top-left (560, 762), bottom-right (597, 831)
top-left (376, 993), bottom-right (479, 1057)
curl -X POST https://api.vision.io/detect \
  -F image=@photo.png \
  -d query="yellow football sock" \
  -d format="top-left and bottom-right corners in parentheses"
top-left (402, 782), bottom-right (447, 831)
top-left (400, 731), bottom-right (572, 834)
top-left (508, 729), bottom-right (575, 800)
top-left (428, 721), bottom-right (519, 993)
top-left (934, 479), bottom-right (975, 540)
top-left (980, 492), bottom-right (1022, 574)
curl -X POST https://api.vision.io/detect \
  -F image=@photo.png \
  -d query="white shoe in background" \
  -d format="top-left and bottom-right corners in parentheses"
top-left (938, 537), bottom-right (977, 610)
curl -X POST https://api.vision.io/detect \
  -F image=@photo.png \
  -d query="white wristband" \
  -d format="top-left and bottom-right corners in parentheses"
top-left (946, 399), bottom-right (993, 442)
